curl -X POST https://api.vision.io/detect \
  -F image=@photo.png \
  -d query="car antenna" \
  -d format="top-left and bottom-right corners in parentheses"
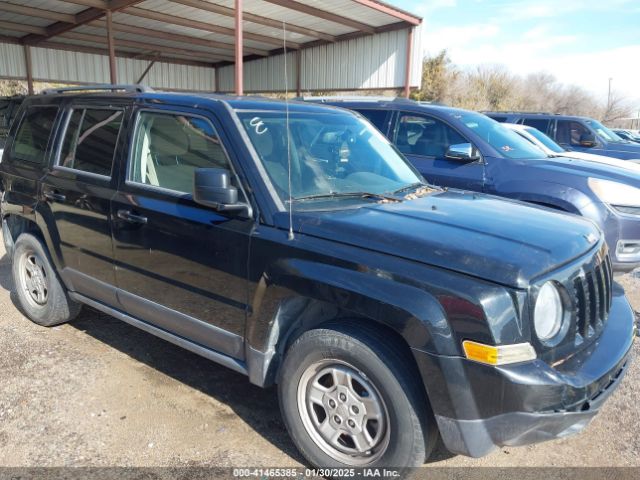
top-left (283, 20), bottom-right (294, 241)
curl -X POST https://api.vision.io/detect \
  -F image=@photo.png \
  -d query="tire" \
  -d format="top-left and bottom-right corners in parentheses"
top-left (11, 233), bottom-right (81, 327)
top-left (278, 322), bottom-right (435, 469)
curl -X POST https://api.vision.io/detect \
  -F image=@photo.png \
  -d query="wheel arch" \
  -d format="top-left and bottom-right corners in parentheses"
top-left (2, 213), bottom-right (42, 257)
top-left (244, 258), bottom-right (453, 389)
top-left (495, 180), bottom-right (592, 215)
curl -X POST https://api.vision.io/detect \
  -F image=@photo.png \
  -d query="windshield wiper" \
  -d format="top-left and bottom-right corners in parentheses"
top-left (292, 191), bottom-right (400, 203)
top-left (392, 182), bottom-right (426, 194)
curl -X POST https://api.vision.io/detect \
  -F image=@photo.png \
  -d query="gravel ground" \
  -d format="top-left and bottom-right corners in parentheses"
top-left (0, 239), bottom-right (638, 470)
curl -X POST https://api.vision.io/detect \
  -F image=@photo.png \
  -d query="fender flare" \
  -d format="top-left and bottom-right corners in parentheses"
top-left (495, 180), bottom-right (593, 215)
top-left (245, 258), bottom-right (455, 387)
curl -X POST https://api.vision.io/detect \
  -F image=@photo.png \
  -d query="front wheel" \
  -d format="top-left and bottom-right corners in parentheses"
top-left (278, 323), bottom-right (435, 469)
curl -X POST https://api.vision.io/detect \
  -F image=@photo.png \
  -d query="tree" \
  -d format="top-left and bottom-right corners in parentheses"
top-left (601, 90), bottom-right (634, 124)
top-left (411, 50), bottom-right (453, 103)
top-left (410, 52), bottom-right (637, 126)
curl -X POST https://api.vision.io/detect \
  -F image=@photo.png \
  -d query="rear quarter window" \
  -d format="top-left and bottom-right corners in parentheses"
top-left (10, 106), bottom-right (59, 165)
top-left (356, 109), bottom-right (390, 133)
top-left (59, 108), bottom-right (124, 177)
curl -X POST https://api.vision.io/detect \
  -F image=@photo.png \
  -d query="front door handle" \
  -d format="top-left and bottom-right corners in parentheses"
top-left (117, 209), bottom-right (148, 225)
top-left (43, 191), bottom-right (66, 202)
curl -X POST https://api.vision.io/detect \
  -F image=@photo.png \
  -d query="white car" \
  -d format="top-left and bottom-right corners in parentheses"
top-left (504, 123), bottom-right (640, 170)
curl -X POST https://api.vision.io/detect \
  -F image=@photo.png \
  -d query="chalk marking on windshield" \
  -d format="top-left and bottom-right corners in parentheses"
top-left (249, 117), bottom-right (268, 135)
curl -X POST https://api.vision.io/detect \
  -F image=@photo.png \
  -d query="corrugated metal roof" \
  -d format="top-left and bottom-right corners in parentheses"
top-left (111, 11), bottom-right (272, 53)
top-left (3, 0), bottom-right (87, 15)
top-left (0, 0), bottom-right (422, 92)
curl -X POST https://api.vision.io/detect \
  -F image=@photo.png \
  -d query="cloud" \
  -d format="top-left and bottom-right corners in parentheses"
top-left (408, 0), bottom-right (457, 17)
top-left (422, 22), bottom-right (500, 55)
top-left (420, 21), bottom-right (640, 108)
top-left (414, 0), bottom-right (640, 108)
top-left (499, 0), bottom-right (638, 19)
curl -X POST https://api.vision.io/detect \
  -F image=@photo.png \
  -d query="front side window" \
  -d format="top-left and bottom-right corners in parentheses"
top-left (395, 114), bottom-right (467, 157)
top-left (237, 110), bottom-right (421, 208)
top-left (129, 111), bottom-right (233, 194)
top-left (11, 106), bottom-right (58, 164)
top-left (556, 120), bottom-right (592, 146)
top-left (59, 108), bottom-right (123, 177)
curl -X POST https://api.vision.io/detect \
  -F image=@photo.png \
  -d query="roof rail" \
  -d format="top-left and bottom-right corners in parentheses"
top-left (300, 95), bottom-right (415, 104)
top-left (41, 84), bottom-right (153, 95)
top-left (483, 110), bottom-right (555, 115)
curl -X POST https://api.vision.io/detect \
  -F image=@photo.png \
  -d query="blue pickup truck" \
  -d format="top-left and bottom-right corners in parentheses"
top-left (306, 98), bottom-right (640, 272)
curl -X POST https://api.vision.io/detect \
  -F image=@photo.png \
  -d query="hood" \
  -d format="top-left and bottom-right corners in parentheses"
top-left (276, 191), bottom-right (601, 289)
top-left (538, 155), bottom-right (640, 184)
top-left (600, 141), bottom-right (640, 156)
top-left (557, 152), bottom-right (640, 173)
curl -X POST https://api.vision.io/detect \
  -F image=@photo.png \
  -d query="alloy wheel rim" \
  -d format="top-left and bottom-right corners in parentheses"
top-left (18, 251), bottom-right (49, 308)
top-left (297, 360), bottom-right (390, 465)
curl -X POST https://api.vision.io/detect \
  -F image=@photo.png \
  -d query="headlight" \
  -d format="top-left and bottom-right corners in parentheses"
top-left (534, 282), bottom-right (565, 342)
top-left (588, 178), bottom-right (640, 208)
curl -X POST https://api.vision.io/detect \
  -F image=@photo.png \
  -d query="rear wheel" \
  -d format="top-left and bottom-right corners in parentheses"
top-left (278, 323), bottom-right (435, 468)
top-left (12, 233), bottom-right (81, 326)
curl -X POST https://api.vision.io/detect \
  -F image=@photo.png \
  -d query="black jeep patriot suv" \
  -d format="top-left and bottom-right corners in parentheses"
top-left (0, 86), bottom-right (634, 469)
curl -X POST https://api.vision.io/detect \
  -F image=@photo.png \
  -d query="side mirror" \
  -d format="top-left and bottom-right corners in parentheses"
top-left (579, 133), bottom-right (598, 148)
top-left (445, 143), bottom-right (481, 162)
top-left (193, 168), bottom-right (249, 214)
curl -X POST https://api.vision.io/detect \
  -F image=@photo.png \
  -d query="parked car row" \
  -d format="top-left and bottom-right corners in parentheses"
top-left (0, 86), bottom-right (636, 470)
top-left (485, 111), bottom-right (640, 160)
top-left (308, 98), bottom-right (640, 273)
top-left (614, 128), bottom-right (640, 143)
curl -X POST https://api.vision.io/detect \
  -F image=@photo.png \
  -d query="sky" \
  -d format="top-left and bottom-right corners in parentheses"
top-left (395, 0), bottom-right (640, 112)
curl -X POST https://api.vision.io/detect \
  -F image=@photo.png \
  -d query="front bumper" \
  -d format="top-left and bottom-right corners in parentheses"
top-left (413, 283), bottom-right (635, 458)
top-left (584, 201), bottom-right (640, 272)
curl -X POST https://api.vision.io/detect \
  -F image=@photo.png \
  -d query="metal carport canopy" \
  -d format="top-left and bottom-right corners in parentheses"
top-left (0, 0), bottom-right (423, 96)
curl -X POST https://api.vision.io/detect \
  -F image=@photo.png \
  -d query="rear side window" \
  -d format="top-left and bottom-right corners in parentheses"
top-left (11, 106), bottom-right (58, 164)
top-left (521, 118), bottom-right (551, 134)
top-left (59, 108), bottom-right (123, 177)
top-left (489, 116), bottom-right (508, 123)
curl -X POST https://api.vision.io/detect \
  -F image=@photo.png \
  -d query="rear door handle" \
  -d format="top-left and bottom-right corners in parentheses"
top-left (43, 191), bottom-right (66, 202)
top-left (117, 209), bottom-right (148, 225)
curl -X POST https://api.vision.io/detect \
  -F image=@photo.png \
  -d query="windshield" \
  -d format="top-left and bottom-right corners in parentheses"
top-left (449, 112), bottom-right (544, 159)
top-left (523, 127), bottom-right (565, 154)
top-left (585, 119), bottom-right (625, 143)
top-left (237, 111), bottom-right (422, 207)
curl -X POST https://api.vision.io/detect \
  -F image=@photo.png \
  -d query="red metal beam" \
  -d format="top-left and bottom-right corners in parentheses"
top-left (296, 49), bottom-right (302, 97)
top-left (351, 0), bottom-right (421, 26)
top-left (403, 27), bottom-right (413, 98)
top-left (106, 11), bottom-right (117, 83)
top-left (23, 45), bottom-right (34, 95)
top-left (235, 0), bottom-right (243, 96)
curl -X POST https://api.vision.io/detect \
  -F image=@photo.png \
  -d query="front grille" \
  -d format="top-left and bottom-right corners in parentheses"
top-left (573, 252), bottom-right (613, 342)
